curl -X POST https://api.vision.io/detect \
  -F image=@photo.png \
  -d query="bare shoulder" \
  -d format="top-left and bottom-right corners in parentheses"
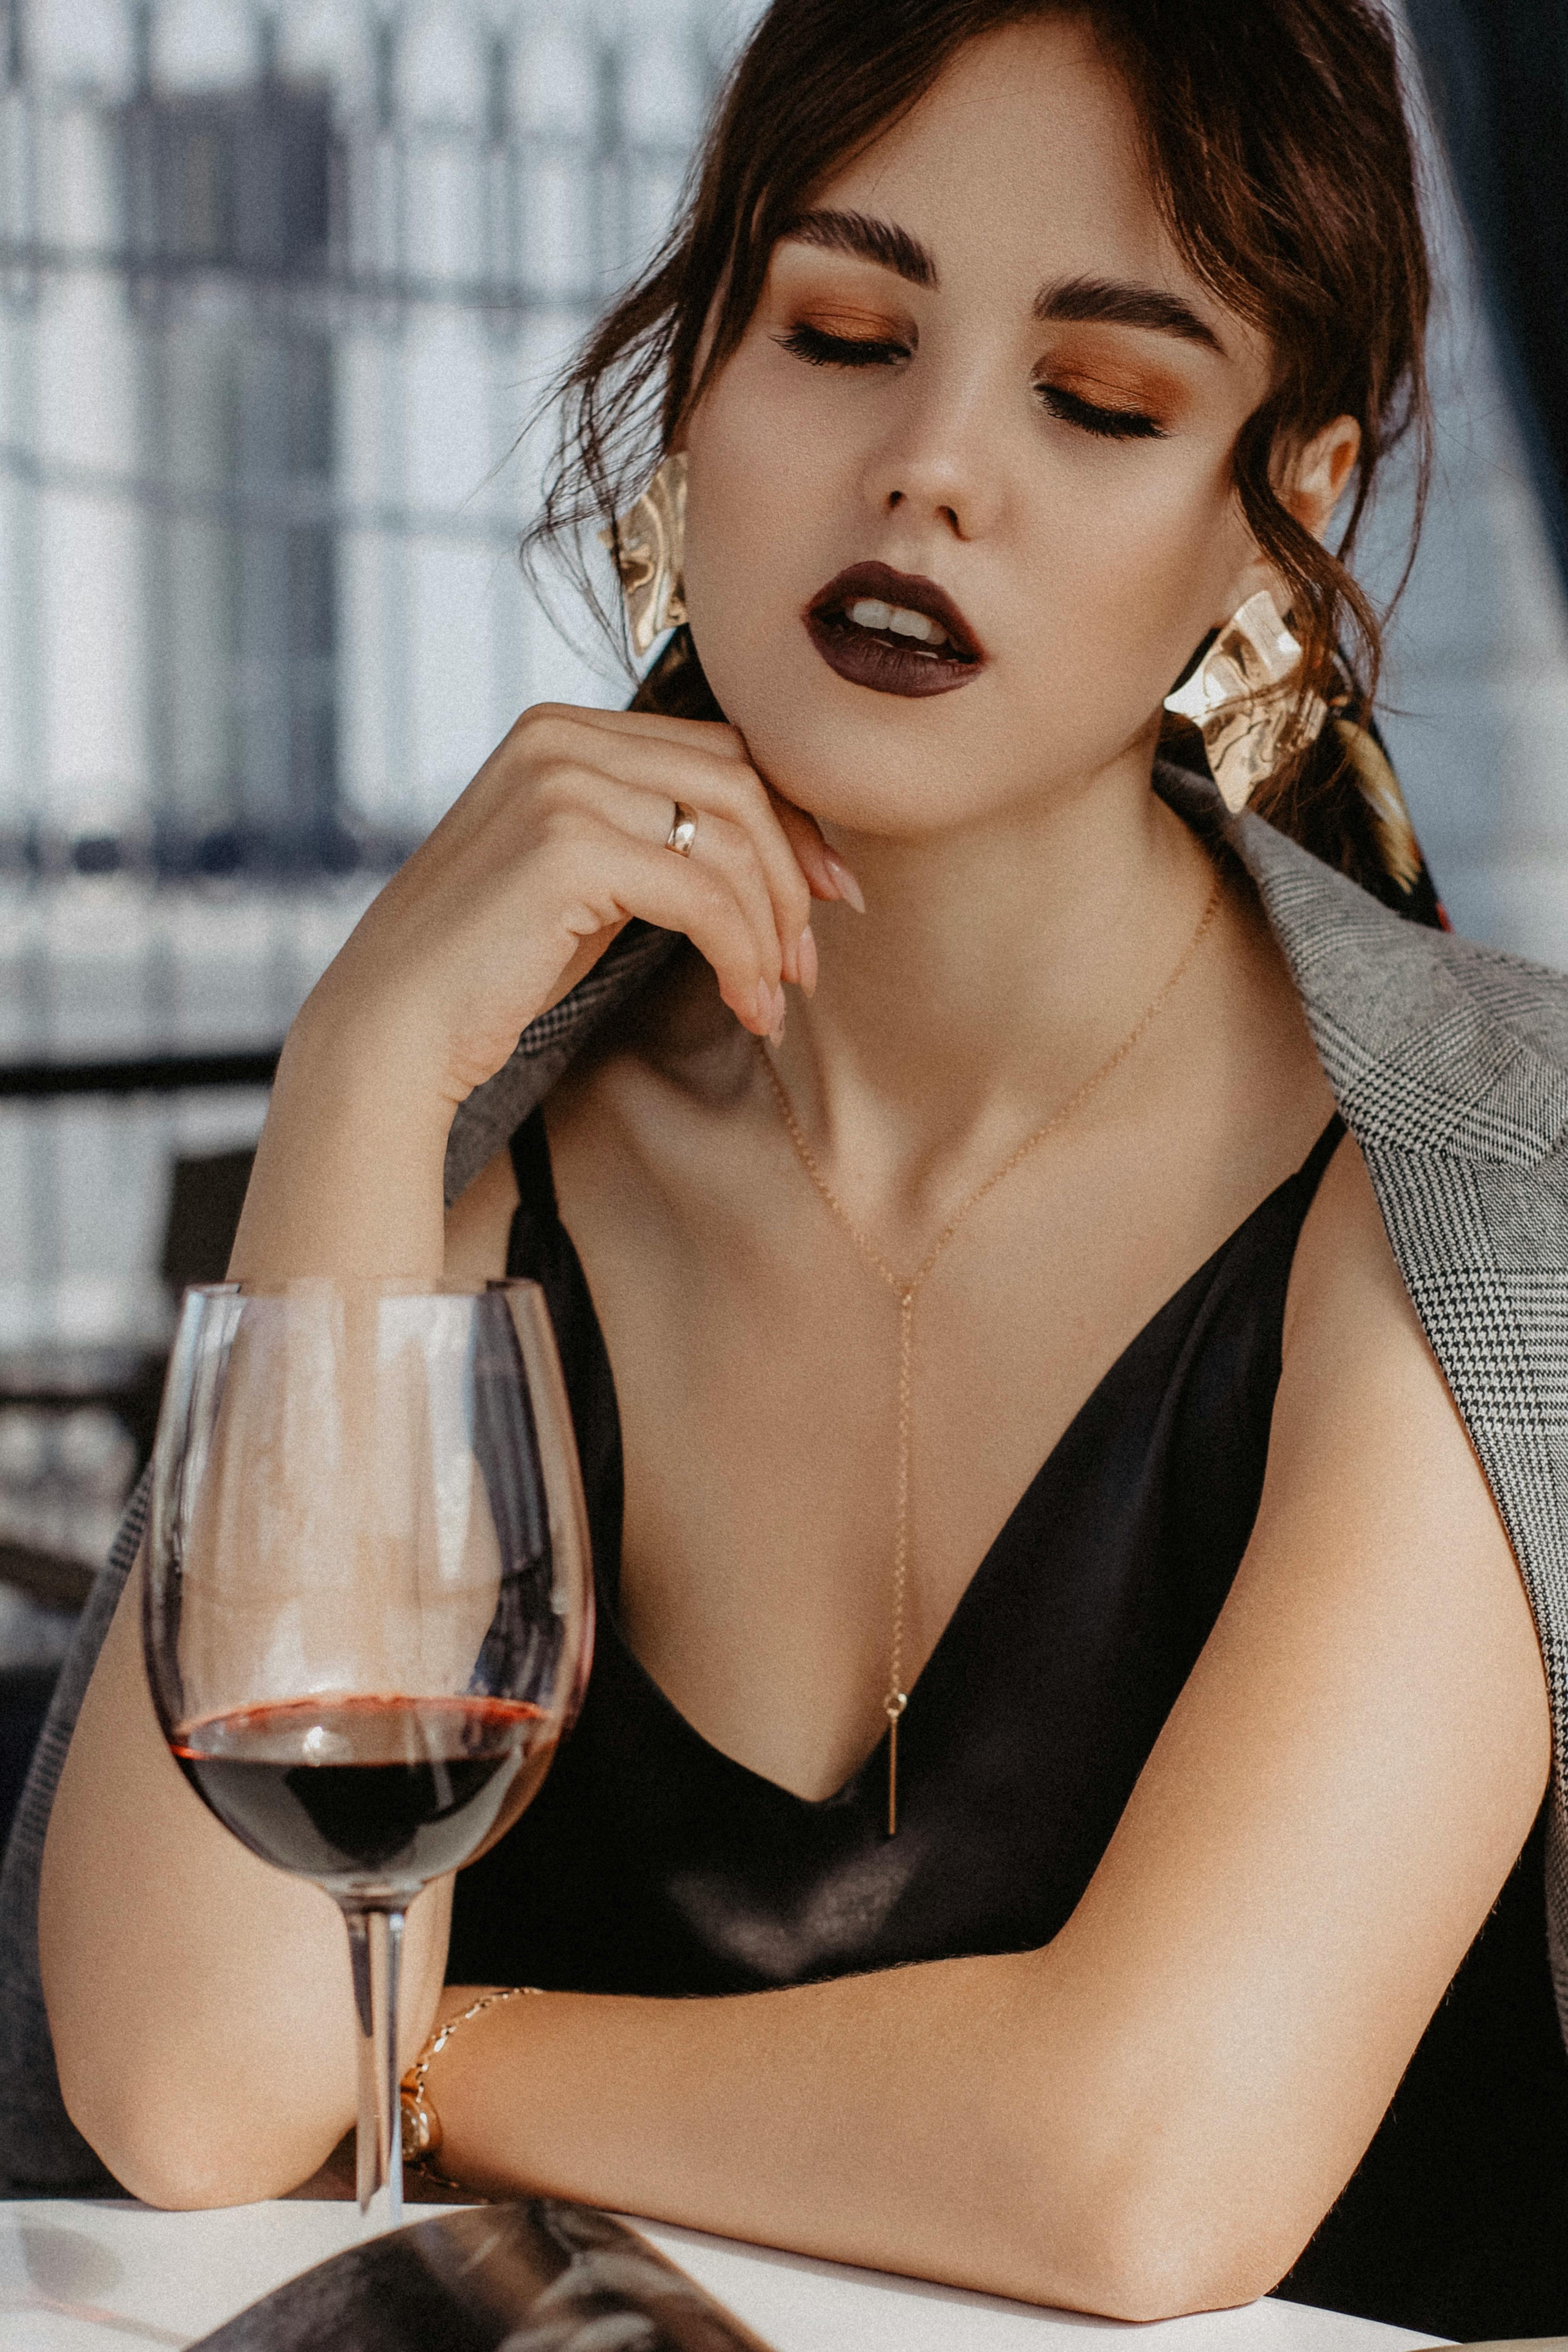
top-left (1245, 1122), bottom-right (1548, 1808)
top-left (541, 947), bottom-right (759, 1209)
top-left (1268, 1127), bottom-right (1535, 1643)
top-left (442, 946), bottom-right (747, 1285)
top-left (1279, 1124), bottom-right (1419, 1369)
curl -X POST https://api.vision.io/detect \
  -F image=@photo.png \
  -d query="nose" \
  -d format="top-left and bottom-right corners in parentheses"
top-left (862, 363), bottom-right (1007, 542)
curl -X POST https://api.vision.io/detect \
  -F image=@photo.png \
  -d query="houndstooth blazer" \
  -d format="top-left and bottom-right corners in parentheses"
top-left (3, 764), bottom-right (1567, 2193)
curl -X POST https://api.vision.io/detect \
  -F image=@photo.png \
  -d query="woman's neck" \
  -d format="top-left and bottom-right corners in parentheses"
top-left (774, 750), bottom-right (1218, 1199)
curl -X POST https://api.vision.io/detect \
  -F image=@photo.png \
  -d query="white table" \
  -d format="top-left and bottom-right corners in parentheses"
top-left (0, 2197), bottom-right (1448, 2352)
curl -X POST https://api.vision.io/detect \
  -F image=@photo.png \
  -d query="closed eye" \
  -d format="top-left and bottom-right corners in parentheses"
top-left (1037, 383), bottom-right (1167, 441)
top-left (776, 322), bottom-right (911, 369)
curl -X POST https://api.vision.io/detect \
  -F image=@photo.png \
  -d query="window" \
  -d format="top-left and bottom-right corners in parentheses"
top-left (0, 1), bottom-right (735, 1613)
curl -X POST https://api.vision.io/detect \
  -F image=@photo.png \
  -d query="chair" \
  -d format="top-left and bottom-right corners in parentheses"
top-left (0, 1148), bottom-right (256, 1852)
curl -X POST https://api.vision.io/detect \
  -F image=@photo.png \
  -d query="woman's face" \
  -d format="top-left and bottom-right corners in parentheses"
top-left (679, 15), bottom-right (1306, 839)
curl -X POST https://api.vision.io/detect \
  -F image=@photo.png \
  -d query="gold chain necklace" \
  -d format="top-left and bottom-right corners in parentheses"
top-left (758, 865), bottom-right (1224, 1837)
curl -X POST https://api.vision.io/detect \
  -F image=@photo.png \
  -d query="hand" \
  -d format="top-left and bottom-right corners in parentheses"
top-left (303, 703), bottom-right (863, 1112)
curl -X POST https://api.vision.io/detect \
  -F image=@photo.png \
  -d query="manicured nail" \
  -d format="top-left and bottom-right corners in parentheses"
top-left (823, 850), bottom-right (866, 914)
top-left (755, 978), bottom-right (775, 1033)
top-left (781, 931), bottom-right (799, 986)
top-left (770, 987), bottom-right (787, 1043)
top-left (797, 926), bottom-right (818, 997)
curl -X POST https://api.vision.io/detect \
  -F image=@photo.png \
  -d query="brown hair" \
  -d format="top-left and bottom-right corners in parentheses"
top-left (525, 0), bottom-right (1432, 836)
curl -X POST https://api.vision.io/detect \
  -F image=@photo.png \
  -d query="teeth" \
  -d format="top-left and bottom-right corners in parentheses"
top-left (889, 607), bottom-right (946, 643)
top-left (846, 597), bottom-right (949, 647)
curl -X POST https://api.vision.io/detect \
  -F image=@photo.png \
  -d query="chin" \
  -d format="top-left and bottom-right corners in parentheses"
top-left (753, 717), bottom-right (1007, 840)
top-left (696, 631), bottom-right (992, 833)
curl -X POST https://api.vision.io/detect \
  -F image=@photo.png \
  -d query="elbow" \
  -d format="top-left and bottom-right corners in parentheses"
top-left (1063, 2202), bottom-right (1287, 2325)
top-left (54, 2038), bottom-right (340, 2212)
top-left (42, 1884), bottom-right (355, 2209)
top-left (64, 2096), bottom-right (337, 2214)
top-left (1012, 2141), bottom-right (1303, 2322)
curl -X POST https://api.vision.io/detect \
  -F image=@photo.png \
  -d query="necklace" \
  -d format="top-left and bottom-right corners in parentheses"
top-left (758, 863), bottom-right (1224, 1837)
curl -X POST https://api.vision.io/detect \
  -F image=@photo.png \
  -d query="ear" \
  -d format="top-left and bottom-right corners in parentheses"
top-left (1279, 413), bottom-right (1362, 541)
top-left (1209, 413), bottom-right (1362, 626)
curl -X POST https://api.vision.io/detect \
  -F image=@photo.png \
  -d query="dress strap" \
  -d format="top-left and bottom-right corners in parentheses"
top-left (1298, 1112), bottom-right (1348, 1196)
top-left (508, 1106), bottom-right (559, 1225)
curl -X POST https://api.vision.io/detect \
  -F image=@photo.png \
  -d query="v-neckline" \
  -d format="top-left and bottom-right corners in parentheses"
top-left (524, 1109), bottom-right (1343, 1812)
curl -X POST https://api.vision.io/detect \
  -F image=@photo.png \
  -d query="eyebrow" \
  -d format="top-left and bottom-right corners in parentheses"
top-left (781, 208), bottom-right (936, 289)
top-left (1034, 274), bottom-right (1224, 353)
top-left (779, 214), bottom-right (1225, 356)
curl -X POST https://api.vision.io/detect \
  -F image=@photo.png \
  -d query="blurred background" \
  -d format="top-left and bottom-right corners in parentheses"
top-left (0, 0), bottom-right (1563, 1817)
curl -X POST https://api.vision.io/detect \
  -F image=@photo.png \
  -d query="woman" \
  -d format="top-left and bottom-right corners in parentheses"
top-left (18, 0), bottom-right (1568, 2337)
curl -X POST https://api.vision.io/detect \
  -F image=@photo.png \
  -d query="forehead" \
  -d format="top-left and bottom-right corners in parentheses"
top-left (809, 16), bottom-right (1194, 306)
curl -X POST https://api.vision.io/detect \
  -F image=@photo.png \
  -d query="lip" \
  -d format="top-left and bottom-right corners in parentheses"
top-left (804, 561), bottom-right (986, 699)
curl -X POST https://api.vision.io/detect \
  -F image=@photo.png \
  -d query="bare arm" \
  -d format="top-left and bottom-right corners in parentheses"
top-left (39, 701), bottom-right (1544, 2297)
top-left (39, 703), bottom-right (835, 2205)
top-left (393, 1142), bottom-right (1551, 2319)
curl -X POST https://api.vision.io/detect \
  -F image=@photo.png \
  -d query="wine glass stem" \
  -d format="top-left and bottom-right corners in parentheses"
top-left (343, 1905), bottom-right (406, 2229)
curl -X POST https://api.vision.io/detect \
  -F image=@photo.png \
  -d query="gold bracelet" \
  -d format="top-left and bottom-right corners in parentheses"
top-left (399, 1985), bottom-right (542, 2185)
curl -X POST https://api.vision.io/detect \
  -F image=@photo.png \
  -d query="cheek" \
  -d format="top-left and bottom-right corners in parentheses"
top-left (675, 348), bottom-right (1256, 821)
top-left (1014, 446), bottom-right (1247, 706)
top-left (677, 362), bottom-right (850, 710)
top-left (683, 355), bottom-right (838, 589)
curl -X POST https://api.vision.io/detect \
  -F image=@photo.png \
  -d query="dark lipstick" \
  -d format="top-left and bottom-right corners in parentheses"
top-left (804, 562), bottom-right (986, 699)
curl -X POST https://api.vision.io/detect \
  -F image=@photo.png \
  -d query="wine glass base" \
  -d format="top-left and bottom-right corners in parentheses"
top-left (357, 2174), bottom-right (406, 2238)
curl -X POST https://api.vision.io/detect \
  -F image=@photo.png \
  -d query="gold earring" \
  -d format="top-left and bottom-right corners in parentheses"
top-left (601, 452), bottom-right (687, 655)
top-left (1163, 588), bottom-right (1328, 813)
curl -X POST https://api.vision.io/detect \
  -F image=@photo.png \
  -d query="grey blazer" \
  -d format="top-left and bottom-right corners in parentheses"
top-left (4, 766), bottom-right (1567, 2193)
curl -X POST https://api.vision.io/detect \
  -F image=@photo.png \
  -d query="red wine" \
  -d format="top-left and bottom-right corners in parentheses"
top-left (171, 1694), bottom-right (553, 1894)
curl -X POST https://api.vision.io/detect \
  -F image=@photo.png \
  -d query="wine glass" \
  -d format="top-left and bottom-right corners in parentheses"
top-left (142, 1278), bottom-right (593, 2229)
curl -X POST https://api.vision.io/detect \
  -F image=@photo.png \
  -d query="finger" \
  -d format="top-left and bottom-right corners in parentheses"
top-left (572, 771), bottom-right (788, 1004)
top-left (671, 764), bottom-right (813, 986)
top-left (565, 710), bottom-right (864, 925)
top-left (525, 701), bottom-right (752, 762)
top-left (547, 810), bottom-right (785, 1038)
top-left (455, 707), bottom-right (751, 862)
top-left (519, 724), bottom-right (813, 981)
top-left (668, 807), bottom-right (790, 1004)
top-left (764, 790), bottom-right (867, 914)
top-left (563, 693), bottom-right (855, 915)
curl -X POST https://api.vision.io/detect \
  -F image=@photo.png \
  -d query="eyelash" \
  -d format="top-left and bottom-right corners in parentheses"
top-left (1035, 383), bottom-right (1168, 442)
top-left (775, 322), bottom-right (910, 369)
top-left (776, 323), bottom-right (1167, 442)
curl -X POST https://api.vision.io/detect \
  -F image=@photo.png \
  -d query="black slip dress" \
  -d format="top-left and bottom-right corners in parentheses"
top-left (448, 1105), bottom-right (1568, 2342)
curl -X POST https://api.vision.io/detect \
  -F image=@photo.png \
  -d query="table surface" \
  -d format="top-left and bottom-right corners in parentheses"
top-left (0, 2197), bottom-right (1449, 2352)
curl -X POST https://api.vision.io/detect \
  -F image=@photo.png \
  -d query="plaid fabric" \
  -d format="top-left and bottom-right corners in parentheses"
top-left (4, 764), bottom-right (1567, 2191)
top-left (442, 919), bottom-right (682, 1206)
top-left (1217, 779), bottom-right (1568, 2043)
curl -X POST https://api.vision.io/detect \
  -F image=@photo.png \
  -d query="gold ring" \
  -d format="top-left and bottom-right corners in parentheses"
top-left (666, 801), bottom-right (698, 857)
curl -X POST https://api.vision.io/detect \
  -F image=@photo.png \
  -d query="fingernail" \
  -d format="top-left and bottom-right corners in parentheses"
top-left (754, 978), bottom-right (774, 1033)
top-left (797, 926), bottom-right (818, 997)
top-left (770, 987), bottom-right (787, 1044)
top-left (781, 933), bottom-right (799, 986)
top-left (823, 850), bottom-right (867, 915)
